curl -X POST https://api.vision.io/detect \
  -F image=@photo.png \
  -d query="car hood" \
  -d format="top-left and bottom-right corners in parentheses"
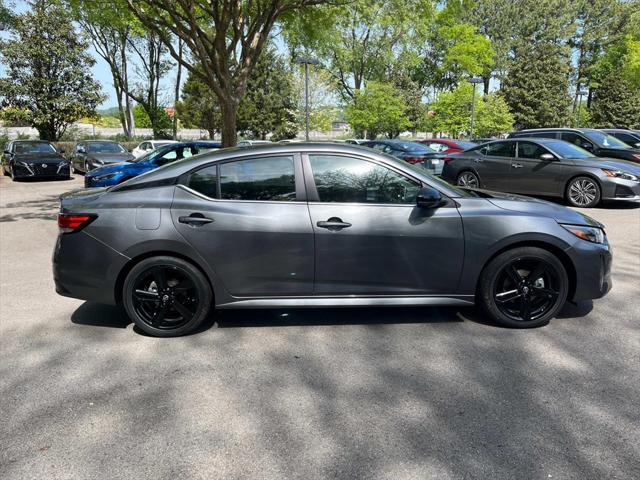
top-left (573, 157), bottom-right (640, 173)
top-left (471, 189), bottom-right (603, 228)
top-left (85, 161), bottom-right (139, 177)
top-left (88, 153), bottom-right (135, 163)
top-left (14, 153), bottom-right (65, 163)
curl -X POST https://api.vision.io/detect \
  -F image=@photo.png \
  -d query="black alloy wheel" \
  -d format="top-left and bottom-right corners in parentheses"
top-left (123, 256), bottom-right (212, 337)
top-left (479, 247), bottom-right (568, 328)
top-left (457, 171), bottom-right (479, 188)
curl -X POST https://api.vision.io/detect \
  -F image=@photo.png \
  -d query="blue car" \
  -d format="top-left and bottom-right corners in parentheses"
top-left (84, 141), bottom-right (222, 187)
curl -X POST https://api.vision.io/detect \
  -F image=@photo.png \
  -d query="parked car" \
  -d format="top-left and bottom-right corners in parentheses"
top-left (361, 139), bottom-right (443, 174)
top-left (54, 143), bottom-right (612, 337)
top-left (70, 140), bottom-right (134, 174)
top-left (344, 139), bottom-right (368, 145)
top-left (237, 139), bottom-right (272, 146)
top-left (508, 128), bottom-right (640, 163)
top-left (84, 141), bottom-right (222, 188)
top-left (131, 139), bottom-right (179, 158)
top-left (441, 138), bottom-right (640, 208)
top-left (2, 140), bottom-right (70, 181)
top-left (418, 138), bottom-right (477, 154)
top-left (601, 129), bottom-right (640, 149)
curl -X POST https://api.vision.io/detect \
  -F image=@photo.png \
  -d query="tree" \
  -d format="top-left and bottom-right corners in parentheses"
top-left (125, 0), bottom-right (338, 147)
top-left (501, 43), bottom-right (572, 129)
top-left (590, 74), bottom-right (640, 128)
top-left (237, 49), bottom-right (297, 140)
top-left (133, 104), bottom-right (172, 131)
top-left (0, 0), bottom-right (104, 140)
top-left (474, 93), bottom-right (514, 138)
top-left (0, 0), bottom-right (13, 30)
top-left (176, 68), bottom-right (221, 140)
top-left (346, 82), bottom-right (410, 139)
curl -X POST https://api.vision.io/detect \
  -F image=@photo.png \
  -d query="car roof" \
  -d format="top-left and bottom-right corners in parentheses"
top-left (14, 139), bottom-right (52, 143)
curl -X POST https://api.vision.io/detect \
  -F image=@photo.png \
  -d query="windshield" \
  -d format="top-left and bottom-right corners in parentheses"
top-left (131, 145), bottom-right (175, 163)
top-left (14, 142), bottom-right (56, 154)
top-left (584, 131), bottom-right (631, 149)
top-left (87, 142), bottom-right (126, 153)
top-left (544, 140), bottom-right (595, 159)
top-left (402, 160), bottom-right (479, 197)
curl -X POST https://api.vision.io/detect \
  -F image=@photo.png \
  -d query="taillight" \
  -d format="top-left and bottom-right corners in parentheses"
top-left (404, 156), bottom-right (422, 164)
top-left (443, 157), bottom-right (453, 162)
top-left (632, 154), bottom-right (640, 161)
top-left (58, 213), bottom-right (96, 233)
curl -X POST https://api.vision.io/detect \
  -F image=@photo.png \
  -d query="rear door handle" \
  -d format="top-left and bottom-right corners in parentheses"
top-left (317, 217), bottom-right (352, 231)
top-left (178, 213), bottom-right (214, 225)
top-left (511, 163), bottom-right (523, 168)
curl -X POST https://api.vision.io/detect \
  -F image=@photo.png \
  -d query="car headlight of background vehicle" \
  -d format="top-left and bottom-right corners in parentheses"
top-left (602, 169), bottom-right (639, 182)
top-left (93, 172), bottom-right (118, 181)
top-left (561, 224), bottom-right (605, 244)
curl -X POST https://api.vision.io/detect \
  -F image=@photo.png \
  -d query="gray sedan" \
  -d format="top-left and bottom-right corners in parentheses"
top-left (53, 143), bottom-right (612, 337)
top-left (441, 138), bottom-right (640, 207)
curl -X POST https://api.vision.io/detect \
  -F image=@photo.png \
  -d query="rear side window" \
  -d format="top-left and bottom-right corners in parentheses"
top-left (517, 142), bottom-right (549, 159)
top-left (220, 156), bottom-right (296, 201)
top-left (188, 165), bottom-right (218, 198)
top-left (561, 132), bottom-right (591, 148)
top-left (483, 142), bottom-right (516, 157)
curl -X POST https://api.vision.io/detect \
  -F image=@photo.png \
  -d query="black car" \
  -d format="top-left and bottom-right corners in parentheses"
top-left (361, 139), bottom-right (443, 174)
top-left (508, 128), bottom-right (640, 163)
top-left (441, 138), bottom-right (640, 207)
top-left (54, 143), bottom-right (612, 337)
top-left (601, 129), bottom-right (640, 149)
top-left (2, 140), bottom-right (71, 181)
top-left (70, 140), bottom-right (135, 174)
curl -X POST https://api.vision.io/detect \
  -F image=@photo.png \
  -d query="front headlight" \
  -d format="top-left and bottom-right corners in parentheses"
top-left (602, 169), bottom-right (639, 182)
top-left (561, 224), bottom-right (605, 244)
top-left (93, 172), bottom-right (117, 181)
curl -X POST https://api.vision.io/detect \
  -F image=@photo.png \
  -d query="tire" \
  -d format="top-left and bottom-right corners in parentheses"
top-left (10, 165), bottom-right (18, 182)
top-left (2, 165), bottom-right (8, 176)
top-left (84, 161), bottom-right (90, 174)
top-left (457, 170), bottom-right (480, 188)
top-left (478, 247), bottom-right (568, 328)
top-left (70, 163), bottom-right (76, 175)
top-left (123, 256), bottom-right (212, 337)
top-left (566, 176), bottom-right (601, 208)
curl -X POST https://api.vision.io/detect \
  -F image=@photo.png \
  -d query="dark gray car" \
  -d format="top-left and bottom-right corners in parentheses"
top-left (441, 138), bottom-right (640, 207)
top-left (70, 140), bottom-right (134, 173)
top-left (54, 143), bottom-right (612, 337)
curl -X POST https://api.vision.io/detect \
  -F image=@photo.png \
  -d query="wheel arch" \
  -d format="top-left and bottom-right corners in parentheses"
top-left (476, 240), bottom-right (577, 302)
top-left (564, 173), bottom-right (602, 199)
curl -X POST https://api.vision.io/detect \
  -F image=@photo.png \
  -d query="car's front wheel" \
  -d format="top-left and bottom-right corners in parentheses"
top-left (478, 247), bottom-right (568, 328)
top-left (566, 176), bottom-right (601, 208)
top-left (457, 171), bottom-right (480, 188)
top-left (123, 256), bottom-right (213, 337)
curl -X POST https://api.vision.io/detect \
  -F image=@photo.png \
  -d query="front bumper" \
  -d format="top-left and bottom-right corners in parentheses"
top-left (601, 178), bottom-right (640, 202)
top-left (12, 162), bottom-right (71, 178)
top-left (568, 237), bottom-right (612, 301)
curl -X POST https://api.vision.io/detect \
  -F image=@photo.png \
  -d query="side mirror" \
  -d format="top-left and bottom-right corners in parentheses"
top-left (540, 153), bottom-right (555, 161)
top-left (416, 186), bottom-right (445, 209)
top-left (634, 142), bottom-right (640, 149)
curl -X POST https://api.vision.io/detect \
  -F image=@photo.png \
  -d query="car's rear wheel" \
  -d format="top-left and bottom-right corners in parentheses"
top-left (479, 247), bottom-right (568, 328)
top-left (566, 176), bottom-right (601, 208)
top-left (123, 256), bottom-right (212, 337)
top-left (457, 171), bottom-right (480, 188)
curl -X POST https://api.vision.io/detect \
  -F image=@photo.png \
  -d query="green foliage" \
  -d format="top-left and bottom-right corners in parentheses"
top-left (0, 0), bottom-right (13, 29)
top-left (237, 49), bottom-right (297, 140)
top-left (501, 43), bottom-right (572, 129)
top-left (175, 67), bottom-right (221, 139)
top-left (474, 94), bottom-right (514, 138)
top-left (590, 74), bottom-right (640, 128)
top-left (133, 104), bottom-right (172, 133)
top-left (346, 82), bottom-right (410, 139)
top-left (0, 0), bottom-right (104, 140)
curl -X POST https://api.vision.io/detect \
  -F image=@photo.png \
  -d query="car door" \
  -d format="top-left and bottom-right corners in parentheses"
top-left (171, 154), bottom-right (314, 297)
top-left (73, 142), bottom-right (86, 171)
top-left (304, 153), bottom-right (464, 295)
top-left (511, 141), bottom-right (565, 196)
top-left (470, 141), bottom-right (515, 190)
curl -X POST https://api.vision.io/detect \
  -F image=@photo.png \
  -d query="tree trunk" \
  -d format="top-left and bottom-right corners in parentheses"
top-left (483, 75), bottom-right (490, 95)
top-left (219, 97), bottom-right (238, 147)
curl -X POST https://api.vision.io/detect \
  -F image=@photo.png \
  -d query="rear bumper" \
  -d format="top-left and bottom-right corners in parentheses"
top-left (53, 230), bottom-right (130, 305)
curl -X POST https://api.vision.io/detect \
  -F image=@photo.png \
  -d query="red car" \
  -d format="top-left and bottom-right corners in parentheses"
top-left (418, 138), bottom-right (477, 154)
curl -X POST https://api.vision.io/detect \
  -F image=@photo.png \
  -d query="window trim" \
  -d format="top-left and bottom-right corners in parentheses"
top-left (179, 153), bottom-right (305, 204)
top-left (302, 152), bottom-right (426, 206)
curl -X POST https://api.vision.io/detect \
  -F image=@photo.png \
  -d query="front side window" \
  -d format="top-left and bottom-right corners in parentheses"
top-left (309, 154), bottom-right (421, 204)
top-left (484, 141), bottom-right (516, 157)
top-left (220, 156), bottom-right (296, 201)
top-left (517, 142), bottom-right (549, 159)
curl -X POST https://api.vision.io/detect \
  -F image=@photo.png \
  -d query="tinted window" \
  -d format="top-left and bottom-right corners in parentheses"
top-left (14, 142), bottom-right (56, 154)
top-left (309, 154), bottom-right (421, 204)
top-left (220, 156), bottom-right (295, 201)
top-left (543, 140), bottom-right (595, 159)
top-left (87, 142), bottom-right (126, 153)
top-left (517, 142), bottom-right (549, 159)
top-left (426, 142), bottom-right (447, 152)
top-left (156, 146), bottom-right (197, 165)
top-left (560, 132), bottom-right (591, 148)
top-left (583, 130), bottom-right (630, 149)
top-left (188, 165), bottom-right (218, 198)
top-left (483, 141), bottom-right (516, 157)
top-left (527, 132), bottom-right (556, 139)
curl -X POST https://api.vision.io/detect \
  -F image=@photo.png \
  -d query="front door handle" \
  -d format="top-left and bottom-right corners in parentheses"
top-left (317, 217), bottom-right (352, 231)
top-left (178, 213), bottom-right (214, 225)
top-left (511, 163), bottom-right (523, 168)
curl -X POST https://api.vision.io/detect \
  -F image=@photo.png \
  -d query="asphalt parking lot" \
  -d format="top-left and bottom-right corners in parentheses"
top-left (1, 174), bottom-right (639, 480)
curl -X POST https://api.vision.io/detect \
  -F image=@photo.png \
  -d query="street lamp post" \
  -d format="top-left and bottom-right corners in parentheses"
top-left (294, 56), bottom-right (320, 141)
top-left (576, 89), bottom-right (588, 128)
top-left (468, 77), bottom-right (483, 140)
